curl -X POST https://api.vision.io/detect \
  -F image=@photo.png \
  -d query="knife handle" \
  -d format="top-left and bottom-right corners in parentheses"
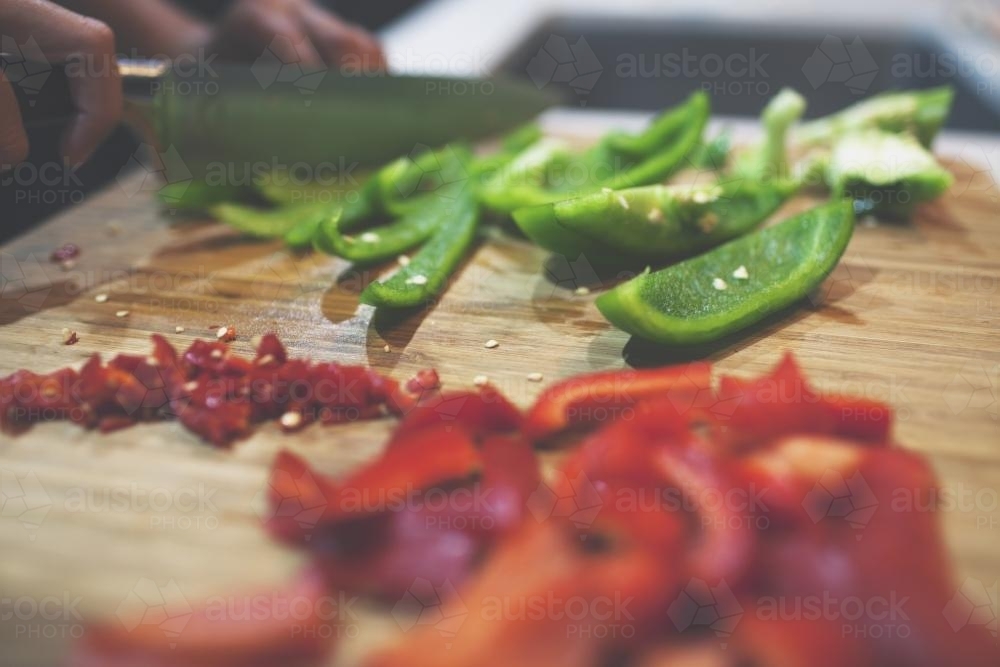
top-left (4, 61), bottom-right (76, 129)
top-left (4, 57), bottom-right (165, 129)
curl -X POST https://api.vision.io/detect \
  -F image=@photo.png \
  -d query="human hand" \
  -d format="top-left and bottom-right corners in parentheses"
top-left (199, 0), bottom-right (385, 71)
top-left (0, 0), bottom-right (122, 168)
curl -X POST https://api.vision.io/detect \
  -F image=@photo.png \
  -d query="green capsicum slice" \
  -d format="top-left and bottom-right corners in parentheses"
top-left (825, 129), bottom-right (953, 217)
top-left (360, 191), bottom-right (479, 308)
top-left (210, 201), bottom-right (331, 239)
top-left (513, 178), bottom-right (798, 264)
top-left (596, 200), bottom-right (855, 345)
top-left (158, 180), bottom-right (248, 210)
top-left (316, 192), bottom-right (459, 264)
top-left (796, 86), bottom-right (954, 148)
top-left (734, 87), bottom-right (807, 182)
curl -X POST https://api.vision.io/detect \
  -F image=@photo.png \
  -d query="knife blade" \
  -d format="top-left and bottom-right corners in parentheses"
top-left (7, 57), bottom-right (559, 171)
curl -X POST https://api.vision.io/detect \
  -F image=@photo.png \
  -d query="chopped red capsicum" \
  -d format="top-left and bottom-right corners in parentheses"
top-left (71, 566), bottom-right (336, 667)
top-left (523, 362), bottom-right (712, 442)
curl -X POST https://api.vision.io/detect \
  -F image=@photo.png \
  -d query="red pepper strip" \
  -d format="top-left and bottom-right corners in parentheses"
top-left (388, 388), bottom-right (523, 446)
top-left (717, 353), bottom-right (893, 449)
top-left (71, 566), bottom-right (336, 667)
top-left (265, 450), bottom-right (339, 544)
top-left (368, 521), bottom-right (675, 667)
top-left (416, 433), bottom-right (541, 539)
top-left (523, 362), bottom-right (712, 442)
top-left (653, 445), bottom-right (757, 586)
top-left (312, 507), bottom-right (482, 601)
top-left (739, 435), bottom-right (1000, 667)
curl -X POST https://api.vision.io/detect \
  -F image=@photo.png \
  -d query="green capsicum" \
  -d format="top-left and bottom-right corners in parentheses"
top-left (360, 190), bottom-right (480, 308)
top-left (596, 200), bottom-right (855, 345)
top-left (796, 86), bottom-right (954, 148)
top-left (824, 129), bottom-right (953, 217)
top-left (513, 178), bottom-right (799, 265)
top-left (210, 200), bottom-right (331, 239)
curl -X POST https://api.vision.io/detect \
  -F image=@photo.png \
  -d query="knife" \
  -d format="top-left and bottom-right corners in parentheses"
top-left (6, 57), bottom-right (559, 173)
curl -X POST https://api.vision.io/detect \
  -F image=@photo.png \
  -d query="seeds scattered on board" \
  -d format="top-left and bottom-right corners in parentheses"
top-left (712, 278), bottom-right (728, 291)
top-left (94, 293), bottom-right (109, 303)
top-left (397, 255), bottom-right (411, 267)
top-left (574, 286), bottom-right (591, 296)
top-left (405, 274), bottom-right (428, 286)
top-left (732, 265), bottom-right (749, 280)
top-left (61, 328), bottom-right (79, 346)
top-left (115, 310), bottom-right (130, 318)
top-left (280, 411), bottom-right (303, 430)
top-left (484, 339), bottom-right (499, 349)
top-left (473, 374), bottom-right (489, 387)
top-left (527, 372), bottom-right (544, 382)
top-left (216, 326), bottom-right (237, 342)
top-left (175, 326), bottom-right (185, 333)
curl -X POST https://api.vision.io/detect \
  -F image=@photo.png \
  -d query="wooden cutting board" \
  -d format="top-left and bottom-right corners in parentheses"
top-left (0, 139), bottom-right (998, 665)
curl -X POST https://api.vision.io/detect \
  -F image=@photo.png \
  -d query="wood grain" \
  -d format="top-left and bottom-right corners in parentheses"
top-left (0, 149), bottom-right (998, 666)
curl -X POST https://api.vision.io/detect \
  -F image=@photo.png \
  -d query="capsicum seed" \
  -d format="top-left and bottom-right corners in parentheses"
top-left (732, 265), bottom-right (749, 280)
top-left (115, 310), bottom-right (130, 318)
top-left (94, 294), bottom-right (109, 303)
top-left (712, 278), bottom-right (728, 291)
top-left (616, 195), bottom-right (630, 210)
top-left (397, 255), bottom-right (411, 267)
top-left (473, 374), bottom-right (489, 387)
top-left (647, 208), bottom-right (663, 222)
top-left (405, 275), bottom-right (428, 286)
top-left (360, 232), bottom-right (380, 243)
top-left (527, 372), bottom-right (544, 382)
top-left (574, 286), bottom-right (591, 296)
top-left (280, 411), bottom-right (302, 429)
top-left (383, 344), bottom-right (391, 353)
top-left (484, 339), bottom-right (499, 349)
top-left (175, 326), bottom-right (185, 333)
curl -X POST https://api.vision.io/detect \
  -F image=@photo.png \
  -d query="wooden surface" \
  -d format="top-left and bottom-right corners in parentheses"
top-left (0, 139), bottom-right (998, 665)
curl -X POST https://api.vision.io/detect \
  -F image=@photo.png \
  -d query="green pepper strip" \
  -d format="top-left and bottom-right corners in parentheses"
top-left (159, 181), bottom-right (248, 210)
top-left (514, 178), bottom-right (798, 264)
top-left (596, 200), bottom-right (855, 346)
top-left (210, 201), bottom-right (330, 239)
top-left (360, 191), bottom-right (479, 308)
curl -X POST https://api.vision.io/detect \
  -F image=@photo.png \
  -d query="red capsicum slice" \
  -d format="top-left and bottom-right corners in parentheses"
top-left (524, 362), bottom-right (711, 442)
top-left (389, 388), bottom-right (523, 446)
top-left (717, 353), bottom-right (893, 449)
top-left (71, 566), bottom-right (336, 667)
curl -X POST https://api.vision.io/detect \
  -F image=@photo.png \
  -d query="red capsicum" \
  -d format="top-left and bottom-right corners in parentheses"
top-left (523, 362), bottom-right (712, 442)
top-left (71, 566), bottom-right (336, 667)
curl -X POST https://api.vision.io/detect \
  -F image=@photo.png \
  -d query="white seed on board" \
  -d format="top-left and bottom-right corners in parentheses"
top-left (527, 372), bottom-right (544, 382)
top-left (115, 310), bottom-right (130, 318)
top-left (484, 339), bottom-right (499, 349)
top-left (94, 294), bottom-right (109, 303)
top-left (574, 286), bottom-right (590, 296)
top-left (473, 374), bottom-right (489, 387)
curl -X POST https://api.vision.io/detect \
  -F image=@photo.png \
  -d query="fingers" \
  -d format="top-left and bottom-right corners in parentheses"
top-left (0, 74), bottom-right (30, 169)
top-left (300, 5), bottom-right (385, 72)
top-left (216, 0), bottom-right (323, 69)
top-left (60, 19), bottom-right (123, 167)
top-left (0, 2), bottom-right (123, 167)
